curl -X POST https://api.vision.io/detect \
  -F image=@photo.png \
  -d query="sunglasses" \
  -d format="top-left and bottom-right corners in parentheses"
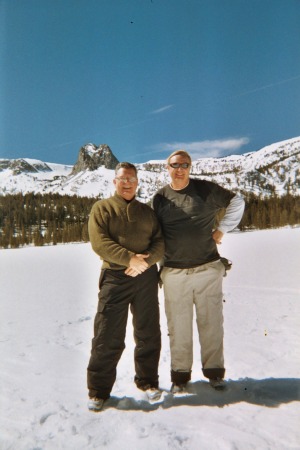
top-left (115, 177), bottom-right (137, 183)
top-left (169, 162), bottom-right (190, 169)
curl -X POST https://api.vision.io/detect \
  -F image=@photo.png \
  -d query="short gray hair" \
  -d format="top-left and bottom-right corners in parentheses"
top-left (115, 162), bottom-right (137, 176)
top-left (167, 150), bottom-right (192, 165)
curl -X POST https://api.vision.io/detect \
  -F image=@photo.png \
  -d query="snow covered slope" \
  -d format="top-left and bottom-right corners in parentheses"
top-left (0, 136), bottom-right (299, 199)
top-left (0, 227), bottom-right (299, 449)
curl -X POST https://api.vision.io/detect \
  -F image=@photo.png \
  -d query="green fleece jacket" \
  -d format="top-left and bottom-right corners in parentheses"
top-left (88, 193), bottom-right (165, 270)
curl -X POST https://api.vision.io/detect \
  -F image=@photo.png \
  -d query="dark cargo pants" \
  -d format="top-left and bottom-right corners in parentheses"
top-left (87, 265), bottom-right (161, 400)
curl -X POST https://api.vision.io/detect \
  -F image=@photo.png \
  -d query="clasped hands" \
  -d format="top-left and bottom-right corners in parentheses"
top-left (125, 254), bottom-right (149, 277)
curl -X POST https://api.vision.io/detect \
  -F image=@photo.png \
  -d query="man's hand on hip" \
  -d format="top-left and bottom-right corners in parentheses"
top-left (212, 230), bottom-right (224, 245)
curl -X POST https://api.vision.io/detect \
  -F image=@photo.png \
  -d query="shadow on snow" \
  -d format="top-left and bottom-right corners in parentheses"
top-left (103, 378), bottom-right (300, 412)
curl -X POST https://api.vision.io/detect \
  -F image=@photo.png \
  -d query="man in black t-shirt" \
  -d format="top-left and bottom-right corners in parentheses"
top-left (153, 150), bottom-right (244, 392)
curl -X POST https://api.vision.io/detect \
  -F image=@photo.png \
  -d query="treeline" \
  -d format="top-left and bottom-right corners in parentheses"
top-left (0, 192), bottom-right (299, 249)
top-left (0, 193), bottom-right (96, 249)
top-left (239, 192), bottom-right (299, 230)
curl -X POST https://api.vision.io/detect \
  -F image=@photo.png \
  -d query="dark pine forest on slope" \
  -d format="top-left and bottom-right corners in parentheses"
top-left (0, 192), bottom-right (299, 249)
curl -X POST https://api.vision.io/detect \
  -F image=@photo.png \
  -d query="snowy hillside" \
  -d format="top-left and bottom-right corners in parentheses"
top-left (0, 227), bottom-right (299, 449)
top-left (0, 136), bottom-right (299, 199)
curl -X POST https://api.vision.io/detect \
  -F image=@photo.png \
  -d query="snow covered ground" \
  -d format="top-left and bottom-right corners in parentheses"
top-left (0, 227), bottom-right (299, 450)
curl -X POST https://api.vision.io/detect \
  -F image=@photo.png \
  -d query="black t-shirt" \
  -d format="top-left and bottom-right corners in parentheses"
top-left (153, 179), bottom-right (234, 268)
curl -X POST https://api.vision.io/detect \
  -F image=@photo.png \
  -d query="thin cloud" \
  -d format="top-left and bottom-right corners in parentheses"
top-left (150, 104), bottom-right (174, 114)
top-left (153, 138), bottom-right (250, 159)
top-left (117, 105), bottom-right (174, 130)
top-left (233, 74), bottom-right (300, 98)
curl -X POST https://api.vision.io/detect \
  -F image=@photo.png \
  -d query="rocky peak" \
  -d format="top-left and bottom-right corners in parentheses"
top-left (71, 144), bottom-right (119, 174)
top-left (0, 158), bottom-right (52, 175)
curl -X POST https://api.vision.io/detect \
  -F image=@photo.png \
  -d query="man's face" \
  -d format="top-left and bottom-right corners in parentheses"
top-left (113, 167), bottom-right (138, 201)
top-left (167, 154), bottom-right (191, 186)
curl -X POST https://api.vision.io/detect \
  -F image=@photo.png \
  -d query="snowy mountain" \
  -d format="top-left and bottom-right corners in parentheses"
top-left (0, 137), bottom-right (299, 200)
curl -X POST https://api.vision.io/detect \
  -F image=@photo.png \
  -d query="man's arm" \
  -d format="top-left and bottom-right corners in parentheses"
top-left (144, 215), bottom-right (165, 267)
top-left (213, 194), bottom-right (245, 244)
top-left (125, 211), bottom-right (165, 277)
top-left (88, 206), bottom-right (135, 267)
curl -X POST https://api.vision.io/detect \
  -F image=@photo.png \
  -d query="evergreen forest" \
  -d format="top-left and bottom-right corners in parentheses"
top-left (0, 192), bottom-right (299, 249)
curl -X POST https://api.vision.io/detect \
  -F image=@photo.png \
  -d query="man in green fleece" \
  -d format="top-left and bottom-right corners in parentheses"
top-left (87, 162), bottom-right (164, 411)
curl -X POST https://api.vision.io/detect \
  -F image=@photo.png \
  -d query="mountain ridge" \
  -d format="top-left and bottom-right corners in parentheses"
top-left (0, 137), bottom-right (299, 200)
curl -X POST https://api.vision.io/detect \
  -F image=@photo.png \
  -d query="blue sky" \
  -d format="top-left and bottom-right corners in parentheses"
top-left (1, 0), bottom-right (300, 165)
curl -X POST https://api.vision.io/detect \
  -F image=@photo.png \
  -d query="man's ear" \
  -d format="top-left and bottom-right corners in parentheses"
top-left (113, 178), bottom-right (116, 187)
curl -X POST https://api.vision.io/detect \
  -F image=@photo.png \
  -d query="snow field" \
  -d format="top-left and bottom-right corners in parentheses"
top-left (0, 227), bottom-right (299, 449)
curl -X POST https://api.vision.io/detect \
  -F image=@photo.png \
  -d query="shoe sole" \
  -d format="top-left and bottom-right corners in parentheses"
top-left (209, 381), bottom-right (226, 391)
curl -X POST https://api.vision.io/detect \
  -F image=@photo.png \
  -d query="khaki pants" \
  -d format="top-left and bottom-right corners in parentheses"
top-left (161, 260), bottom-right (225, 381)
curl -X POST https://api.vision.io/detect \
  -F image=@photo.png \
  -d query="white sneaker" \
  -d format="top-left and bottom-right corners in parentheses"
top-left (88, 397), bottom-right (105, 412)
top-left (171, 383), bottom-right (188, 394)
top-left (145, 388), bottom-right (162, 401)
top-left (209, 378), bottom-right (226, 390)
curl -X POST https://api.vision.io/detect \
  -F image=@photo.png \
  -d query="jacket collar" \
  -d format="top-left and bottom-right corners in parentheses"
top-left (113, 192), bottom-right (137, 206)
